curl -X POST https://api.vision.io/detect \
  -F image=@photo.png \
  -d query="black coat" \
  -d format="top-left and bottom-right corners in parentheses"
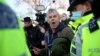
top-left (24, 25), bottom-right (44, 49)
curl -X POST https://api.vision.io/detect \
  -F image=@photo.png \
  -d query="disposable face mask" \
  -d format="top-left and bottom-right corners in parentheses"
top-left (71, 11), bottom-right (82, 20)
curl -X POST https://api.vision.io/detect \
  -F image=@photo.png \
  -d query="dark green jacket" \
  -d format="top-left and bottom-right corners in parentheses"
top-left (44, 23), bottom-right (74, 56)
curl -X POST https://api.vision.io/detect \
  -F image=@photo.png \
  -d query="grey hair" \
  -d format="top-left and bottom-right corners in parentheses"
top-left (47, 8), bottom-right (59, 15)
top-left (46, 8), bottom-right (60, 22)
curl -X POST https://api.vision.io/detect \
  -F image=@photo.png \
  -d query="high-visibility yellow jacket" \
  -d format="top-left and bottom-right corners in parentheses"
top-left (68, 13), bottom-right (93, 33)
top-left (0, 0), bottom-right (31, 56)
top-left (70, 17), bottom-right (100, 56)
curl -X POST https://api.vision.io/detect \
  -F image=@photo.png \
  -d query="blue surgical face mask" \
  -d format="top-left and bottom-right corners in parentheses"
top-left (71, 11), bottom-right (82, 20)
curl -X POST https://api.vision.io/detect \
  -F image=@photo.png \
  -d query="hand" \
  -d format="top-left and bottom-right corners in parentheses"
top-left (41, 41), bottom-right (46, 46)
top-left (33, 48), bottom-right (41, 55)
top-left (39, 26), bottom-right (45, 33)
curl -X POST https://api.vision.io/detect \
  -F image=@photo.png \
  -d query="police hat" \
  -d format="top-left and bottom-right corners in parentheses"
top-left (23, 17), bottom-right (31, 22)
top-left (68, 0), bottom-right (87, 11)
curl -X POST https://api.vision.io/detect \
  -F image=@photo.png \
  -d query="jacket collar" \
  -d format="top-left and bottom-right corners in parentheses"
top-left (48, 22), bottom-right (66, 34)
top-left (83, 10), bottom-right (92, 16)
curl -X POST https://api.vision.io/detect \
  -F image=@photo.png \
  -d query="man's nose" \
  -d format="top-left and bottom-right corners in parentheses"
top-left (51, 17), bottom-right (55, 21)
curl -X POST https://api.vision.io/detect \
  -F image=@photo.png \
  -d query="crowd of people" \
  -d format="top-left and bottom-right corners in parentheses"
top-left (0, 0), bottom-right (100, 56)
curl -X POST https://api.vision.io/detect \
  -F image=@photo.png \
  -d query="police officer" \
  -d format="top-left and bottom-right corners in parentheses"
top-left (70, 0), bottom-right (100, 56)
top-left (0, 0), bottom-right (31, 56)
top-left (68, 0), bottom-right (93, 33)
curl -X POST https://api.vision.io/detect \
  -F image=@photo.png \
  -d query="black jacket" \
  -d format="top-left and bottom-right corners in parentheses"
top-left (24, 25), bottom-right (44, 49)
